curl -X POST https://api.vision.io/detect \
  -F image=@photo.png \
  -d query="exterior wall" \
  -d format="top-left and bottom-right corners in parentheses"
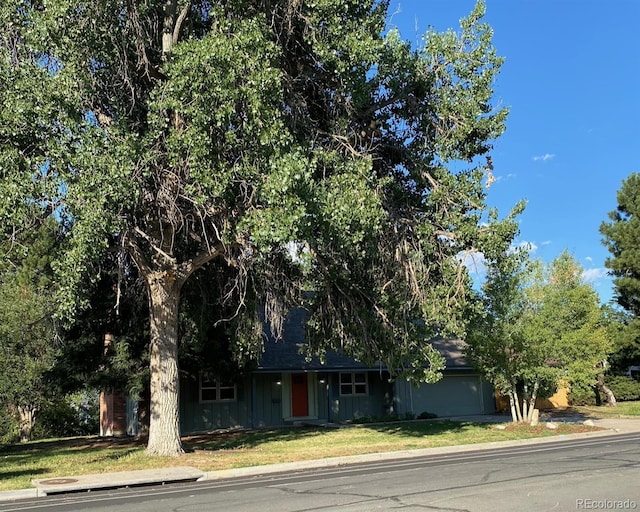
top-left (254, 372), bottom-right (330, 426)
top-left (495, 383), bottom-right (570, 412)
top-left (252, 374), bottom-right (285, 427)
top-left (329, 372), bottom-right (393, 422)
top-left (179, 375), bottom-right (251, 433)
top-left (100, 391), bottom-right (127, 437)
top-left (179, 370), bottom-right (495, 432)
top-left (395, 374), bottom-right (495, 417)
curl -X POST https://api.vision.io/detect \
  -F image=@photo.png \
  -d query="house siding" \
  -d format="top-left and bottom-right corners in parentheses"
top-left (394, 374), bottom-right (495, 417)
top-left (329, 372), bottom-right (393, 421)
top-left (179, 375), bottom-right (251, 433)
top-left (252, 374), bottom-right (285, 427)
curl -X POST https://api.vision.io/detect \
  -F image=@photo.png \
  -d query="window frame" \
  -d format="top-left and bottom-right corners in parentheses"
top-left (199, 372), bottom-right (237, 403)
top-left (339, 372), bottom-right (369, 396)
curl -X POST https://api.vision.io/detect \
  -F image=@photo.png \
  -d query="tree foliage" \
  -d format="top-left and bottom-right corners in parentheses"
top-left (1, 0), bottom-right (519, 454)
top-left (0, 218), bottom-right (61, 441)
top-left (467, 250), bottom-right (612, 421)
top-left (601, 172), bottom-right (640, 366)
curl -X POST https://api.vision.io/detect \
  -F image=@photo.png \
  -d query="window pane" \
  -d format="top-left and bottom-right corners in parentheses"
top-left (201, 372), bottom-right (217, 388)
top-left (354, 373), bottom-right (366, 383)
top-left (340, 384), bottom-right (352, 395)
top-left (201, 388), bottom-right (217, 401)
top-left (354, 383), bottom-right (367, 395)
top-left (219, 386), bottom-right (235, 401)
top-left (340, 373), bottom-right (352, 384)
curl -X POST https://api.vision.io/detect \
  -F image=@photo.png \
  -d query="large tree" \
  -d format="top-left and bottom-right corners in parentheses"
top-left (1, 0), bottom-right (519, 455)
top-left (468, 249), bottom-right (613, 422)
top-left (0, 218), bottom-right (61, 441)
top-left (601, 173), bottom-right (640, 366)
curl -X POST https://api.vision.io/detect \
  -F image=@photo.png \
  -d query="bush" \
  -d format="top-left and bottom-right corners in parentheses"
top-left (0, 407), bottom-right (19, 444)
top-left (418, 411), bottom-right (438, 420)
top-left (31, 390), bottom-right (99, 440)
top-left (568, 376), bottom-right (640, 406)
top-left (568, 384), bottom-right (598, 406)
top-left (607, 376), bottom-right (640, 402)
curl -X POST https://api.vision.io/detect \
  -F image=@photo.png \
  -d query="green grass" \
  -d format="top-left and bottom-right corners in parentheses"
top-left (0, 419), bottom-right (602, 492)
top-left (571, 400), bottom-right (640, 418)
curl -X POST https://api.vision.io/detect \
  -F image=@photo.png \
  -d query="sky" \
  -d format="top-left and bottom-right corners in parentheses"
top-left (385, 0), bottom-right (640, 304)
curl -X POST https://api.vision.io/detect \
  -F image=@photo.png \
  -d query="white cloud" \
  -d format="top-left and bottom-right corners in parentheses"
top-left (460, 250), bottom-right (487, 276)
top-left (540, 240), bottom-right (552, 247)
top-left (533, 153), bottom-right (555, 162)
top-left (582, 267), bottom-right (608, 283)
top-left (585, 256), bottom-right (593, 262)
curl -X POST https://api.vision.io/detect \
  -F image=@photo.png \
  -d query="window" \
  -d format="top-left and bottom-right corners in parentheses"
top-left (200, 372), bottom-right (236, 402)
top-left (339, 372), bottom-right (368, 396)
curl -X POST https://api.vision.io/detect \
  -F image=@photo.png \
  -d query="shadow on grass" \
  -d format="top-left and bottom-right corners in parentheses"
top-left (367, 419), bottom-right (478, 437)
top-left (0, 467), bottom-right (47, 480)
top-left (182, 426), bottom-right (330, 452)
top-left (0, 436), bottom-right (147, 474)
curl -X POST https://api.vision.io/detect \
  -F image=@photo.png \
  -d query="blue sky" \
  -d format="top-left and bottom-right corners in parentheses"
top-left (386, 1), bottom-right (640, 304)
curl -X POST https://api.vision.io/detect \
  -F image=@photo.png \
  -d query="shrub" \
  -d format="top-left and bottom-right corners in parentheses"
top-left (31, 390), bottom-right (99, 440)
top-left (0, 407), bottom-right (19, 444)
top-left (418, 411), bottom-right (438, 420)
top-left (606, 376), bottom-right (640, 402)
top-left (568, 384), bottom-right (598, 406)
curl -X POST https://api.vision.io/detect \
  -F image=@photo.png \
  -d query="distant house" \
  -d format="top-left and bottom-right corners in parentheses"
top-left (178, 309), bottom-right (495, 434)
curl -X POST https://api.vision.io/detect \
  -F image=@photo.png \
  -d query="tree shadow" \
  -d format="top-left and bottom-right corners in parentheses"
top-left (538, 407), bottom-right (596, 423)
top-left (0, 467), bottom-right (47, 480)
top-left (366, 419), bottom-right (480, 438)
top-left (182, 426), bottom-right (330, 452)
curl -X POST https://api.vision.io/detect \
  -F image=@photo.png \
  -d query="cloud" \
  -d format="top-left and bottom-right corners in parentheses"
top-left (582, 267), bottom-right (608, 283)
top-left (585, 256), bottom-right (593, 262)
top-left (460, 250), bottom-right (487, 277)
top-left (533, 153), bottom-right (555, 162)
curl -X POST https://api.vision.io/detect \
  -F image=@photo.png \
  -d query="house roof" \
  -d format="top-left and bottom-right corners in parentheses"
top-left (255, 308), bottom-right (473, 373)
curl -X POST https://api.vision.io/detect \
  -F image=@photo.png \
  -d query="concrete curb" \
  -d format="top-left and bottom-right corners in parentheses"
top-left (30, 466), bottom-right (205, 497)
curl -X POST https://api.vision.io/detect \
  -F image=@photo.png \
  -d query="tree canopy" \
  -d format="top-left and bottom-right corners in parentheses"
top-left (601, 173), bottom-right (640, 367)
top-left (467, 250), bottom-right (612, 421)
top-left (1, 0), bottom-right (520, 455)
top-left (0, 218), bottom-right (61, 441)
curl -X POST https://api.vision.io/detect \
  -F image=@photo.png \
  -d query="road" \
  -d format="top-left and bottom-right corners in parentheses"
top-left (2, 433), bottom-right (640, 512)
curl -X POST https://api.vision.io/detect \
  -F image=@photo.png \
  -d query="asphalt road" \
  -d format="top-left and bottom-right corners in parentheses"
top-left (3, 433), bottom-right (640, 512)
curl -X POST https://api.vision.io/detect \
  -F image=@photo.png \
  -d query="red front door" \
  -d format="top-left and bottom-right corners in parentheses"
top-left (291, 373), bottom-right (309, 417)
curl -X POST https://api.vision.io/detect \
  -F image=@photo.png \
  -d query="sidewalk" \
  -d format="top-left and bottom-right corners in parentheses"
top-left (3, 415), bottom-right (640, 502)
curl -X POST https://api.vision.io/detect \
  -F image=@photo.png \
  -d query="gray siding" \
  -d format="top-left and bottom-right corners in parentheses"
top-left (329, 372), bottom-right (393, 421)
top-left (252, 374), bottom-right (285, 427)
top-left (180, 375), bottom-right (251, 433)
top-left (395, 374), bottom-right (495, 417)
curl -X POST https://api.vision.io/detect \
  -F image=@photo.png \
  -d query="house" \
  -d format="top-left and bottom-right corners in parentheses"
top-left (178, 310), bottom-right (496, 434)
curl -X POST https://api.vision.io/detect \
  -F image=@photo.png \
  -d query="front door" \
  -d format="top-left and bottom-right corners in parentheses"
top-left (291, 373), bottom-right (309, 417)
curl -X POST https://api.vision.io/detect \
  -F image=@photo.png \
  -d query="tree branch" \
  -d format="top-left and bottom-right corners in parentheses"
top-left (132, 226), bottom-right (176, 266)
top-left (172, 1), bottom-right (192, 45)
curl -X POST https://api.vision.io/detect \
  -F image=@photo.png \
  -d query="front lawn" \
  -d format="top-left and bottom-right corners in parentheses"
top-left (0, 419), bottom-right (602, 492)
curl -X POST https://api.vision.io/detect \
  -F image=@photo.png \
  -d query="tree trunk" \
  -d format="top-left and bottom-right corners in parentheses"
top-left (145, 274), bottom-right (184, 456)
top-left (596, 373), bottom-right (617, 407)
top-left (508, 387), bottom-right (520, 423)
top-left (17, 405), bottom-right (37, 443)
top-left (526, 380), bottom-right (539, 422)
